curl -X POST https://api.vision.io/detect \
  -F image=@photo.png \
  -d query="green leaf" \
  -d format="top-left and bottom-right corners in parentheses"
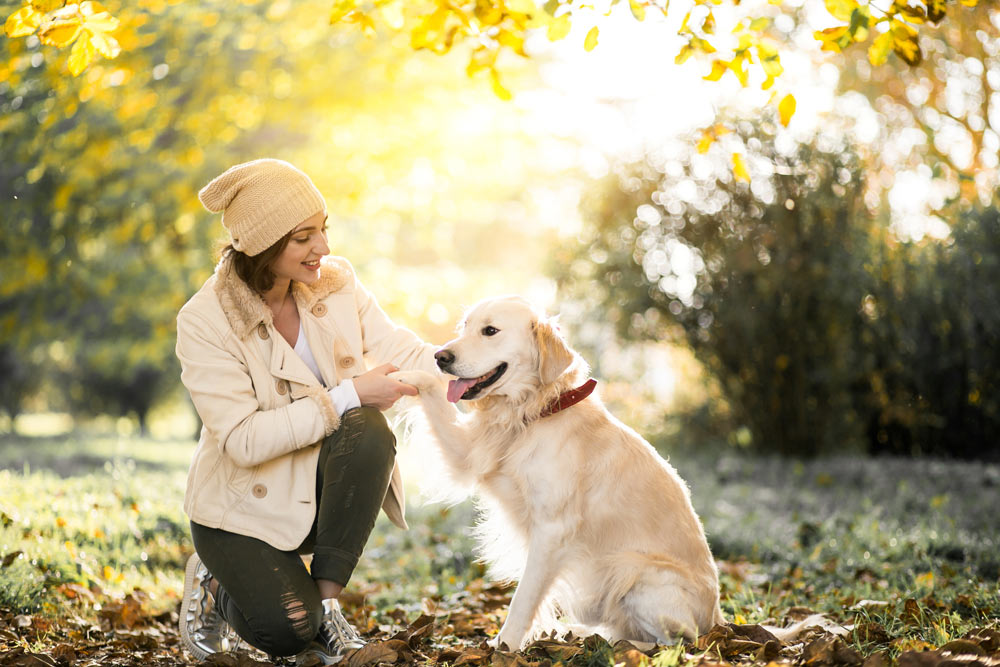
top-left (583, 25), bottom-right (598, 51)
top-left (848, 6), bottom-right (870, 42)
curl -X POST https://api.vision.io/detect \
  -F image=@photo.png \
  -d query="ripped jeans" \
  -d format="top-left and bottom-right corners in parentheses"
top-left (189, 407), bottom-right (396, 657)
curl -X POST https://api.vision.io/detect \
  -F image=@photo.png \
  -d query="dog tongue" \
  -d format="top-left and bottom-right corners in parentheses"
top-left (447, 378), bottom-right (478, 403)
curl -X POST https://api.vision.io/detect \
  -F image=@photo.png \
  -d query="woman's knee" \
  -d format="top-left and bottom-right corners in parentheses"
top-left (249, 593), bottom-right (322, 657)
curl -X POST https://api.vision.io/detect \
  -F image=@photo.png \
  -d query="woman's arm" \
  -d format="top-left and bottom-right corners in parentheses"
top-left (176, 311), bottom-right (337, 468)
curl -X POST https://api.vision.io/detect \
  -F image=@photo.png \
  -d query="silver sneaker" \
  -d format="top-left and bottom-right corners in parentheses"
top-left (295, 599), bottom-right (366, 665)
top-left (180, 552), bottom-right (239, 660)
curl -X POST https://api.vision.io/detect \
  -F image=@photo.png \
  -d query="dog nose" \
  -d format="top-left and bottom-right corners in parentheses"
top-left (435, 349), bottom-right (455, 370)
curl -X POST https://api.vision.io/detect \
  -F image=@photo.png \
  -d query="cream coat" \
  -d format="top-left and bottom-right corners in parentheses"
top-left (176, 254), bottom-right (437, 551)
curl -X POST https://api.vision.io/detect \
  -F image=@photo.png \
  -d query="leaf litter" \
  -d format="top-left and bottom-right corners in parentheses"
top-left (2, 577), bottom-right (999, 667)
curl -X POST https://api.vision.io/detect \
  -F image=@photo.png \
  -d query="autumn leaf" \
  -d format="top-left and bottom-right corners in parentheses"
top-left (330, 0), bottom-right (356, 23)
top-left (814, 25), bottom-right (850, 53)
top-left (868, 30), bottom-right (893, 65)
top-left (31, 0), bottom-right (65, 10)
top-left (704, 60), bottom-right (727, 81)
top-left (5, 5), bottom-right (43, 37)
top-left (629, 0), bottom-right (645, 22)
top-left (38, 18), bottom-right (82, 47)
top-left (67, 32), bottom-right (94, 75)
top-left (490, 67), bottom-right (512, 101)
top-left (778, 93), bottom-right (796, 126)
top-left (890, 19), bottom-right (921, 65)
top-left (732, 153), bottom-right (750, 182)
top-left (546, 12), bottom-right (570, 40)
top-left (824, 0), bottom-right (858, 22)
top-left (583, 25), bottom-right (599, 51)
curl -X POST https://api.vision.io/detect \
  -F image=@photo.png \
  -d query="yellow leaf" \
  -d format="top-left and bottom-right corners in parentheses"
top-left (88, 28), bottom-right (119, 57)
top-left (329, 0), bottom-right (355, 23)
top-left (64, 540), bottom-right (77, 560)
top-left (778, 93), bottom-right (796, 126)
top-left (915, 572), bottom-right (934, 588)
top-left (583, 25), bottom-right (599, 51)
top-left (674, 43), bottom-right (693, 65)
top-left (39, 18), bottom-right (81, 46)
top-left (926, 0), bottom-right (947, 21)
top-left (31, 0), bottom-right (65, 11)
top-left (80, 2), bottom-right (118, 32)
top-left (490, 67), bottom-right (512, 101)
top-left (696, 130), bottom-right (715, 154)
top-left (67, 29), bottom-right (94, 75)
top-left (732, 153), bottom-right (750, 182)
top-left (379, 2), bottom-right (404, 30)
top-left (702, 10), bottom-right (715, 34)
top-left (703, 60), bottom-right (726, 81)
top-left (890, 19), bottom-right (921, 65)
top-left (628, 0), bottom-right (645, 21)
top-left (868, 29), bottom-right (893, 65)
top-left (103, 565), bottom-right (114, 580)
top-left (824, 0), bottom-right (857, 22)
top-left (5, 6), bottom-right (42, 38)
top-left (496, 28), bottom-right (526, 55)
top-left (728, 53), bottom-right (748, 86)
top-left (56, 517), bottom-right (67, 527)
top-left (814, 25), bottom-right (849, 52)
top-left (546, 12), bottom-right (570, 40)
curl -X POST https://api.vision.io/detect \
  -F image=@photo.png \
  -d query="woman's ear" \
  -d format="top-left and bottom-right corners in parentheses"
top-left (534, 319), bottom-right (573, 385)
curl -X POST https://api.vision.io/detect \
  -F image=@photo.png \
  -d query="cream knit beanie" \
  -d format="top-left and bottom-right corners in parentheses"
top-left (198, 159), bottom-right (326, 256)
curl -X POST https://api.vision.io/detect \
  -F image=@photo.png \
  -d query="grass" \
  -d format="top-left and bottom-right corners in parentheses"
top-left (1, 430), bottom-right (998, 661)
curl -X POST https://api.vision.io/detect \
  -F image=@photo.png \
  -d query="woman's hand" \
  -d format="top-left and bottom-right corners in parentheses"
top-left (352, 363), bottom-right (418, 410)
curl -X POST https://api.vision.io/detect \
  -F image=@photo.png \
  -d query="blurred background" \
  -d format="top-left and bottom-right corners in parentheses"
top-left (2, 0), bottom-right (1000, 645)
top-left (2, 0), bottom-right (998, 460)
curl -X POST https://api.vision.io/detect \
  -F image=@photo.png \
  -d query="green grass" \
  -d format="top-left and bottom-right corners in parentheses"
top-left (1, 431), bottom-right (998, 660)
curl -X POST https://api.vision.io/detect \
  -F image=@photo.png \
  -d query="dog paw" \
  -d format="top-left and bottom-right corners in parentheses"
top-left (492, 629), bottom-right (523, 652)
top-left (389, 370), bottom-right (440, 393)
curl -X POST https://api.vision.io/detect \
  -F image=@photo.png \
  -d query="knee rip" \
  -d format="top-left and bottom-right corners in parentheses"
top-left (280, 592), bottom-right (317, 643)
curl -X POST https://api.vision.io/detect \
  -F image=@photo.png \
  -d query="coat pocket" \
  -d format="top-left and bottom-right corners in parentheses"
top-left (226, 464), bottom-right (258, 497)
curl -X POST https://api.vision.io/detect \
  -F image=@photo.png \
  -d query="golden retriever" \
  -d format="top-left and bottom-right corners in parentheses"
top-left (389, 296), bottom-right (723, 649)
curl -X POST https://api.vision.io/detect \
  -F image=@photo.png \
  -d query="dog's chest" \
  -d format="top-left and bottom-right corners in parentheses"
top-left (486, 431), bottom-right (574, 519)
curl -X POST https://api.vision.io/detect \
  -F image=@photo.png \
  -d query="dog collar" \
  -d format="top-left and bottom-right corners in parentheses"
top-left (539, 379), bottom-right (598, 418)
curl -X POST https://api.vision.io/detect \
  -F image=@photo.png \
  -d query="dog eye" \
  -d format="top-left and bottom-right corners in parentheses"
top-left (481, 326), bottom-right (499, 337)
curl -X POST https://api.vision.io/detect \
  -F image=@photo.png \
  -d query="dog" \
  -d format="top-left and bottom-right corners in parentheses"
top-left (389, 296), bottom-right (724, 650)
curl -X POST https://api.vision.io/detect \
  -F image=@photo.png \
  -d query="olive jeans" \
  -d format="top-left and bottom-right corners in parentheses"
top-left (190, 407), bottom-right (396, 657)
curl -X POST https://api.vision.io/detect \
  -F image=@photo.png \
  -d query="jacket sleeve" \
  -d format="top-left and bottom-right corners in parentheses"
top-left (354, 275), bottom-right (440, 374)
top-left (176, 310), bottom-right (335, 468)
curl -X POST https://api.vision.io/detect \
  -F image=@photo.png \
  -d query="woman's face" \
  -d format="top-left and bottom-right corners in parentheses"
top-left (271, 211), bottom-right (330, 285)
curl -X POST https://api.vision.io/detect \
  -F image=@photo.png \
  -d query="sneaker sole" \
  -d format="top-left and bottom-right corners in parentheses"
top-left (179, 554), bottom-right (212, 661)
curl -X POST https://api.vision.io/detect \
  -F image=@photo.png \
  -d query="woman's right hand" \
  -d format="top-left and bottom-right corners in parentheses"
top-left (352, 363), bottom-right (418, 410)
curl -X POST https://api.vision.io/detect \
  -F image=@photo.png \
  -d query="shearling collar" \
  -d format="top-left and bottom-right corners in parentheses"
top-left (213, 253), bottom-right (353, 340)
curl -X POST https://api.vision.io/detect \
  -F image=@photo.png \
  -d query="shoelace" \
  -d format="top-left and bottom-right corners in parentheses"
top-left (319, 603), bottom-right (364, 650)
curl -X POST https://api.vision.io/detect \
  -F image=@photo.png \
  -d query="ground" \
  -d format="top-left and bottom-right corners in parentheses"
top-left (0, 432), bottom-right (998, 667)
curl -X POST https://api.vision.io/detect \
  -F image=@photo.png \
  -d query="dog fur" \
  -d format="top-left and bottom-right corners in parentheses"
top-left (390, 296), bottom-right (724, 650)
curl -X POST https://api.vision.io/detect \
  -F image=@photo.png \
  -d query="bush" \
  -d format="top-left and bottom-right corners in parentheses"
top-left (557, 127), bottom-right (1000, 459)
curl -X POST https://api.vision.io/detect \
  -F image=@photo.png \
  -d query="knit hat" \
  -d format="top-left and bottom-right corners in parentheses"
top-left (198, 159), bottom-right (326, 256)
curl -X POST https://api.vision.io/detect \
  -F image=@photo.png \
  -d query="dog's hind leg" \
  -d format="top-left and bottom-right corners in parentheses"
top-left (619, 568), bottom-right (720, 643)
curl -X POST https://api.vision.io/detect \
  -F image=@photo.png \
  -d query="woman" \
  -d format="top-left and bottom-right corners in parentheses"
top-left (175, 158), bottom-right (438, 664)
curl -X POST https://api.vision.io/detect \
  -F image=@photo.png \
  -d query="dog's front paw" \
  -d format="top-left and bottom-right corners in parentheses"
top-left (492, 627), bottom-right (524, 652)
top-left (388, 369), bottom-right (441, 393)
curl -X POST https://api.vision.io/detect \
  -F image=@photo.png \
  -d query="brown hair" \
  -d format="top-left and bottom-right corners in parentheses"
top-left (217, 229), bottom-right (294, 294)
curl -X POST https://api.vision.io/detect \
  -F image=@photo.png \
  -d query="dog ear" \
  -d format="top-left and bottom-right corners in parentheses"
top-left (534, 319), bottom-right (573, 385)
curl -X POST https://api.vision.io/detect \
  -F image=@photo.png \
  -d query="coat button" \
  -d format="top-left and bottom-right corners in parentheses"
top-left (275, 379), bottom-right (288, 395)
top-left (339, 356), bottom-right (355, 368)
top-left (257, 323), bottom-right (269, 340)
top-left (311, 303), bottom-right (327, 317)
top-left (252, 484), bottom-right (267, 498)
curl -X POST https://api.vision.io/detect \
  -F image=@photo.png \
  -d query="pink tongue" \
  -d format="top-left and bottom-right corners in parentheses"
top-left (447, 378), bottom-right (479, 403)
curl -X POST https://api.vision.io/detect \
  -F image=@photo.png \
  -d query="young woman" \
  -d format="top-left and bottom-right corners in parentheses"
top-left (176, 158), bottom-right (438, 664)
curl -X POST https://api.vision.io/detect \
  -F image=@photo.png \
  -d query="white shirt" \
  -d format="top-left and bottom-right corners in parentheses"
top-left (293, 320), bottom-right (360, 415)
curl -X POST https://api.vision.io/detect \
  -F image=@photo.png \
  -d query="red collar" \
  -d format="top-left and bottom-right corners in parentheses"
top-left (539, 379), bottom-right (597, 418)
